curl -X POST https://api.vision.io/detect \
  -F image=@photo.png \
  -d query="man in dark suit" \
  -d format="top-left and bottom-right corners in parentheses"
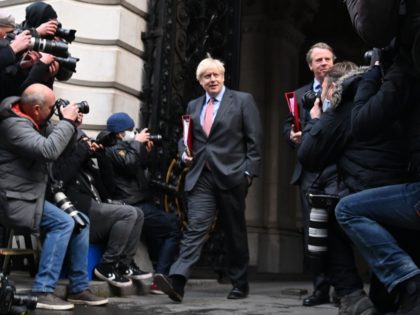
top-left (282, 42), bottom-right (336, 306)
top-left (154, 55), bottom-right (263, 302)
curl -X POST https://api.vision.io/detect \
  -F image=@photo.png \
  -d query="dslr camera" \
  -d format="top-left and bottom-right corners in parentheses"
top-left (55, 22), bottom-right (76, 43)
top-left (0, 273), bottom-right (37, 315)
top-left (301, 89), bottom-right (321, 111)
top-left (55, 98), bottom-right (89, 115)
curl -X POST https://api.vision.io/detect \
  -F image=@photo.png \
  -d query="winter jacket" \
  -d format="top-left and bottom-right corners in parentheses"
top-left (0, 96), bottom-right (75, 232)
top-left (351, 60), bottom-right (420, 180)
top-left (298, 67), bottom-right (409, 193)
top-left (102, 139), bottom-right (150, 205)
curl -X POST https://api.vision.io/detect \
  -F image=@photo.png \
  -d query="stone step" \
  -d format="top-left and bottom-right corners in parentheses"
top-left (9, 270), bottom-right (218, 299)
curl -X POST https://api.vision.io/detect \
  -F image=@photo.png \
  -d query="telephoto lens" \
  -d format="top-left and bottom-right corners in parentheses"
top-left (29, 38), bottom-right (68, 57)
top-left (149, 134), bottom-right (162, 141)
top-left (54, 192), bottom-right (88, 232)
top-left (307, 194), bottom-right (339, 256)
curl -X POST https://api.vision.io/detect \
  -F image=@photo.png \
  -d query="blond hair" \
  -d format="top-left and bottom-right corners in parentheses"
top-left (196, 54), bottom-right (225, 80)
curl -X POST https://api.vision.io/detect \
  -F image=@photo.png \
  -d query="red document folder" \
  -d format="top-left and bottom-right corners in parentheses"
top-left (182, 114), bottom-right (193, 157)
top-left (284, 91), bottom-right (300, 132)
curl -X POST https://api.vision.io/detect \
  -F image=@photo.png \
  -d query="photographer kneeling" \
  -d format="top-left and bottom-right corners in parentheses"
top-left (98, 113), bottom-right (181, 294)
top-left (0, 84), bottom-right (108, 310)
top-left (50, 110), bottom-right (152, 288)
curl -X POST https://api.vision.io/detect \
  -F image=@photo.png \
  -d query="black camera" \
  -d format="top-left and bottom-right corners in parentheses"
top-left (55, 98), bottom-right (89, 114)
top-left (95, 130), bottom-right (116, 147)
top-left (54, 56), bottom-right (79, 73)
top-left (364, 40), bottom-right (397, 69)
top-left (56, 23), bottom-right (76, 43)
top-left (301, 89), bottom-right (321, 111)
top-left (50, 181), bottom-right (88, 233)
top-left (307, 193), bottom-right (339, 256)
top-left (0, 273), bottom-right (37, 315)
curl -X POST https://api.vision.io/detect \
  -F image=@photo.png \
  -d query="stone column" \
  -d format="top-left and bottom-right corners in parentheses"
top-left (240, 0), bottom-right (314, 273)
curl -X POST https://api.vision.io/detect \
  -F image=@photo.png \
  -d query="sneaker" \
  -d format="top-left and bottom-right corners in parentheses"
top-left (118, 261), bottom-right (153, 280)
top-left (338, 289), bottom-right (378, 315)
top-left (32, 292), bottom-right (74, 310)
top-left (150, 281), bottom-right (164, 295)
top-left (67, 289), bottom-right (109, 306)
top-left (94, 262), bottom-right (132, 287)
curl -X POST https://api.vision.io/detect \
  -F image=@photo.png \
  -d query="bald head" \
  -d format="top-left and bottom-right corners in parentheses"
top-left (20, 84), bottom-right (56, 126)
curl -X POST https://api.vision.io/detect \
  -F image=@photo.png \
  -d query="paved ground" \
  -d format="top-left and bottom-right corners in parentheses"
top-left (13, 277), bottom-right (338, 315)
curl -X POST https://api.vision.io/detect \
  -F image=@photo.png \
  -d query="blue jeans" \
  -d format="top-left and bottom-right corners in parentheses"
top-left (335, 182), bottom-right (420, 292)
top-left (32, 201), bottom-right (89, 294)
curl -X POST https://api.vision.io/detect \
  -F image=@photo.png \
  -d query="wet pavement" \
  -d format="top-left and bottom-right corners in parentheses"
top-left (29, 280), bottom-right (338, 315)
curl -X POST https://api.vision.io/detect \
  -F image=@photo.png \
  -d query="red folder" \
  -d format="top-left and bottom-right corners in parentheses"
top-left (284, 91), bottom-right (300, 132)
top-left (182, 114), bottom-right (193, 157)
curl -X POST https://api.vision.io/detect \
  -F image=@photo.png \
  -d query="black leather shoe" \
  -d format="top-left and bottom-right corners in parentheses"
top-left (154, 274), bottom-right (184, 303)
top-left (303, 289), bottom-right (330, 306)
top-left (227, 286), bottom-right (249, 299)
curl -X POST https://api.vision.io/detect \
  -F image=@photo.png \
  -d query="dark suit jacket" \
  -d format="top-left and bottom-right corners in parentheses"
top-left (282, 82), bottom-right (313, 185)
top-left (179, 88), bottom-right (263, 192)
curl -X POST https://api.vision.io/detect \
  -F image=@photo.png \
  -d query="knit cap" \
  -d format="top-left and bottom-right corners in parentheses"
top-left (106, 112), bottom-right (135, 133)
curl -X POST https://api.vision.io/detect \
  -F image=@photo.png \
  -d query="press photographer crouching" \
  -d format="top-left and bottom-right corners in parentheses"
top-left (0, 84), bottom-right (108, 310)
top-left (49, 109), bottom-right (152, 288)
top-left (97, 113), bottom-right (181, 292)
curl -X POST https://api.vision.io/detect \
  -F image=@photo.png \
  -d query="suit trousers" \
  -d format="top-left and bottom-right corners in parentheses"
top-left (169, 168), bottom-right (250, 289)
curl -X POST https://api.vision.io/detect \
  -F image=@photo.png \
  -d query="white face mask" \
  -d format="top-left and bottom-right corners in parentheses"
top-left (122, 130), bottom-right (136, 142)
top-left (322, 99), bottom-right (332, 112)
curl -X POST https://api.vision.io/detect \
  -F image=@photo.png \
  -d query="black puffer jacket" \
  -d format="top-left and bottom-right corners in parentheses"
top-left (351, 59), bottom-right (420, 180)
top-left (298, 67), bottom-right (409, 193)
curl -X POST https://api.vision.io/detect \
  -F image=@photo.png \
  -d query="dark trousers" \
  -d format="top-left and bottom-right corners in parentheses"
top-left (169, 169), bottom-right (249, 289)
top-left (89, 202), bottom-right (144, 265)
top-left (300, 170), bottom-right (332, 293)
top-left (135, 202), bottom-right (181, 275)
top-left (327, 215), bottom-right (364, 297)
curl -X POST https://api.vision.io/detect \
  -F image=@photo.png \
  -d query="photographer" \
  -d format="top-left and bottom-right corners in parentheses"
top-left (99, 112), bottom-right (181, 294)
top-left (335, 54), bottom-right (420, 314)
top-left (50, 111), bottom-right (151, 288)
top-left (282, 42), bottom-right (336, 306)
top-left (0, 84), bottom-right (108, 310)
top-left (297, 61), bottom-right (410, 315)
top-left (0, 10), bottom-right (58, 102)
top-left (0, 10), bottom-right (31, 70)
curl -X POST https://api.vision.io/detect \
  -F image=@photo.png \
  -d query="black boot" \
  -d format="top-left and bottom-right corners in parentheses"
top-left (396, 274), bottom-right (420, 315)
top-left (154, 274), bottom-right (185, 303)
